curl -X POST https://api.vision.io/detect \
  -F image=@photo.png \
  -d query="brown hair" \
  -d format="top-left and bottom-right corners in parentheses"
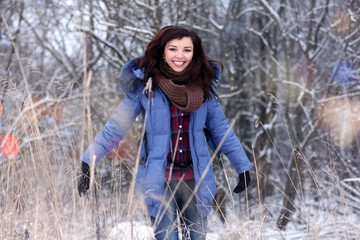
top-left (138, 25), bottom-right (222, 100)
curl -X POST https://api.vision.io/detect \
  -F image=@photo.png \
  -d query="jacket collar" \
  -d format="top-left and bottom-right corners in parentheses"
top-left (118, 59), bottom-right (142, 92)
top-left (118, 58), bottom-right (221, 93)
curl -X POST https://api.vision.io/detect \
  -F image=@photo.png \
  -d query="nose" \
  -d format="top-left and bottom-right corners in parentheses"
top-left (176, 51), bottom-right (184, 58)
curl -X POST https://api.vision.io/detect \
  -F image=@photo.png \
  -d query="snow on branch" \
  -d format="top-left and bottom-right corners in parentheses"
top-left (134, 0), bottom-right (156, 11)
top-left (259, 0), bottom-right (283, 33)
top-left (236, 7), bottom-right (262, 18)
top-left (349, 36), bottom-right (360, 46)
top-left (247, 27), bottom-right (274, 55)
top-left (318, 92), bottom-right (360, 103)
top-left (208, 15), bottom-right (224, 31)
top-left (277, 79), bottom-right (314, 97)
top-left (77, 28), bottom-right (126, 65)
top-left (190, 24), bottom-right (220, 38)
top-left (123, 26), bottom-right (155, 36)
top-left (344, 178), bottom-right (360, 182)
top-left (339, 181), bottom-right (360, 206)
top-left (97, 21), bottom-right (118, 28)
top-left (218, 89), bottom-right (242, 99)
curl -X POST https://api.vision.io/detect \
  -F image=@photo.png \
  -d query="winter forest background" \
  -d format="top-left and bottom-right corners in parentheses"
top-left (1, 0), bottom-right (359, 239)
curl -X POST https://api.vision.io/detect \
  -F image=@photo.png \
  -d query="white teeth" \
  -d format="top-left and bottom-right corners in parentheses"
top-left (174, 61), bottom-right (184, 65)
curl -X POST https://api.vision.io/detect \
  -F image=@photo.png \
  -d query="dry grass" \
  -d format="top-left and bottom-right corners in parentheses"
top-left (0, 87), bottom-right (359, 240)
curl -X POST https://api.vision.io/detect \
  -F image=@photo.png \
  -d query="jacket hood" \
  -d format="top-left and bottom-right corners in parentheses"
top-left (118, 58), bottom-right (222, 93)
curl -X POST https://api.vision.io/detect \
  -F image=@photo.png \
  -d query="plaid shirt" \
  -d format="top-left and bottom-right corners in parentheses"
top-left (165, 103), bottom-right (194, 180)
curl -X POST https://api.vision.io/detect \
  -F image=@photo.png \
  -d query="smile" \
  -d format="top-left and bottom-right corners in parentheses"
top-left (173, 61), bottom-right (185, 67)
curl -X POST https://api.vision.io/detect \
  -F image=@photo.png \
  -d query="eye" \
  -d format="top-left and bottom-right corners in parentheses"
top-left (184, 49), bottom-right (192, 52)
top-left (168, 48), bottom-right (177, 51)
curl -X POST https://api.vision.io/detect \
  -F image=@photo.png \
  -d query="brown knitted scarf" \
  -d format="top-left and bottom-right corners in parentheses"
top-left (156, 63), bottom-right (204, 112)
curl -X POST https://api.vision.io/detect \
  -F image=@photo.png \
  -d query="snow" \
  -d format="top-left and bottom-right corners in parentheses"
top-left (108, 221), bottom-right (153, 240)
top-left (107, 208), bottom-right (360, 240)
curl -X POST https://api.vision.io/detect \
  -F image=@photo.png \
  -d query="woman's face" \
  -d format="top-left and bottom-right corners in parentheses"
top-left (164, 37), bottom-right (194, 72)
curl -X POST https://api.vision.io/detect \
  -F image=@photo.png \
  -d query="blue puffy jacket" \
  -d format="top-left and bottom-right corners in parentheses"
top-left (81, 59), bottom-right (252, 217)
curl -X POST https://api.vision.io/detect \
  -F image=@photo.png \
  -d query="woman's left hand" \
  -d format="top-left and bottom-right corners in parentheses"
top-left (233, 171), bottom-right (251, 194)
top-left (78, 162), bottom-right (91, 197)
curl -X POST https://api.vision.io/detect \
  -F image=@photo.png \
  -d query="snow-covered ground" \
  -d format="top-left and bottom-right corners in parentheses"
top-left (107, 209), bottom-right (360, 240)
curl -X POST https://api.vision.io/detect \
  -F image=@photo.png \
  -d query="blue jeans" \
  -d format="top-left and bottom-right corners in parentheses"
top-left (151, 179), bottom-right (208, 240)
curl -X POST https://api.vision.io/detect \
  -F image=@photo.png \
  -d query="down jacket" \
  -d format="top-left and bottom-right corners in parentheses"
top-left (81, 59), bottom-right (252, 217)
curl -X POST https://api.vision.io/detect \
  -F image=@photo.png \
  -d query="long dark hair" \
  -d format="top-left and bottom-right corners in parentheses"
top-left (138, 25), bottom-right (222, 100)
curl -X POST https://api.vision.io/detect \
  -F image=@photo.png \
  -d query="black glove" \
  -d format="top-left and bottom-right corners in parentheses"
top-left (233, 171), bottom-right (251, 194)
top-left (78, 162), bottom-right (90, 197)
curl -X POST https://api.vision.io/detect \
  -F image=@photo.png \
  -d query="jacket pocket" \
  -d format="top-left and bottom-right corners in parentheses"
top-left (197, 157), bottom-right (216, 204)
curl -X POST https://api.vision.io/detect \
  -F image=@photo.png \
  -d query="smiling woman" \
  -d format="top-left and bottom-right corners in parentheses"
top-left (78, 25), bottom-right (252, 240)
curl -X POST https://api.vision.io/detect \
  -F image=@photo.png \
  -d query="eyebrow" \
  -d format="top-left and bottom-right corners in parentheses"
top-left (167, 45), bottom-right (193, 49)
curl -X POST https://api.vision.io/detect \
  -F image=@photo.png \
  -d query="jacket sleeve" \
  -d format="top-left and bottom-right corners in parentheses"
top-left (205, 97), bottom-right (252, 174)
top-left (81, 89), bottom-right (143, 165)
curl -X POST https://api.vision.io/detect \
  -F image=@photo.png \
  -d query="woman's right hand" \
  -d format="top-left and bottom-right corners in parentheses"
top-left (78, 162), bottom-right (90, 197)
top-left (233, 171), bottom-right (251, 194)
